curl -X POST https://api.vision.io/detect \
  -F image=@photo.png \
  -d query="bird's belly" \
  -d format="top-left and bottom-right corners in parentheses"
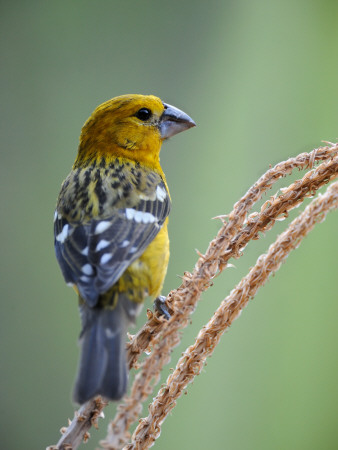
top-left (120, 221), bottom-right (169, 302)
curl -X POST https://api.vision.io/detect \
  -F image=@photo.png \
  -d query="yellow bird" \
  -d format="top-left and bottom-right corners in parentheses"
top-left (54, 94), bottom-right (195, 404)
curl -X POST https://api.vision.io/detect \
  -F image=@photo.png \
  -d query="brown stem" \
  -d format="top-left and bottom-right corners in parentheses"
top-left (125, 181), bottom-right (338, 449)
top-left (47, 144), bottom-right (337, 450)
top-left (101, 145), bottom-right (337, 449)
top-left (46, 397), bottom-right (107, 450)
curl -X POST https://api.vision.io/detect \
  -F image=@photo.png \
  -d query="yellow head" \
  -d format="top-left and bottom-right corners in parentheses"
top-left (75, 94), bottom-right (195, 171)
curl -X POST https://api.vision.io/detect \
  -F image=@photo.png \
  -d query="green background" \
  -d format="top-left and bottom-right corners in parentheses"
top-left (1, 1), bottom-right (337, 449)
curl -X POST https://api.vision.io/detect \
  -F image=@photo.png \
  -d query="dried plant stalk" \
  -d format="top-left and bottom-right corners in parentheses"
top-left (101, 328), bottom-right (175, 449)
top-left (101, 150), bottom-right (337, 449)
top-left (46, 397), bottom-right (107, 450)
top-left (47, 144), bottom-right (337, 450)
top-left (125, 181), bottom-right (338, 450)
top-left (127, 144), bottom-right (338, 369)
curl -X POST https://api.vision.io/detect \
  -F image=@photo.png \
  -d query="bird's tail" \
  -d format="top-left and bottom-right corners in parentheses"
top-left (73, 296), bottom-right (134, 405)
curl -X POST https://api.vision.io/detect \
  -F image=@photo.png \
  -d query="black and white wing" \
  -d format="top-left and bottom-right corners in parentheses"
top-left (54, 182), bottom-right (170, 306)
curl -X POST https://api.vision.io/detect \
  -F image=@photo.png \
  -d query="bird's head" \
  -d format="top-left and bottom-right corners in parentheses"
top-left (75, 94), bottom-right (195, 171)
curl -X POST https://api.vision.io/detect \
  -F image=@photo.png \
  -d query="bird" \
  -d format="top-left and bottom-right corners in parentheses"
top-left (54, 94), bottom-right (195, 404)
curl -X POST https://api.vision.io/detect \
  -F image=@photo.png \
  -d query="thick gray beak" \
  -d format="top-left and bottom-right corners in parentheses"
top-left (159, 103), bottom-right (196, 139)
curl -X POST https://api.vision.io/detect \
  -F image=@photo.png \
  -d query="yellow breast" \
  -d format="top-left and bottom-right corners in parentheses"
top-left (116, 219), bottom-right (170, 302)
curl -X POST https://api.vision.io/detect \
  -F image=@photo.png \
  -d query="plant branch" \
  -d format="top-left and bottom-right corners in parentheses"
top-left (126, 144), bottom-right (337, 369)
top-left (46, 397), bottom-right (107, 450)
top-left (101, 145), bottom-right (337, 449)
top-left (125, 181), bottom-right (338, 449)
top-left (47, 143), bottom-right (337, 450)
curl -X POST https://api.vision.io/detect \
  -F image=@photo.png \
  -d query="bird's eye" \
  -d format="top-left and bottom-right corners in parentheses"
top-left (136, 108), bottom-right (152, 121)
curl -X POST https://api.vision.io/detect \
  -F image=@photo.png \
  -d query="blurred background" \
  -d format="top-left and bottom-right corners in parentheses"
top-left (1, 1), bottom-right (337, 449)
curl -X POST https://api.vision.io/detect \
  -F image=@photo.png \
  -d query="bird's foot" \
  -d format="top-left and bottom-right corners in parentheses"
top-left (154, 296), bottom-right (171, 320)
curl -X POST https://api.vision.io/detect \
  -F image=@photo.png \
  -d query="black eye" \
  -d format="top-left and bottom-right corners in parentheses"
top-left (136, 108), bottom-right (152, 121)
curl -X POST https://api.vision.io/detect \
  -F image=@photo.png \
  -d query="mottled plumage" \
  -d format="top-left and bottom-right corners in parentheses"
top-left (55, 158), bottom-right (171, 305)
top-left (54, 94), bottom-right (195, 404)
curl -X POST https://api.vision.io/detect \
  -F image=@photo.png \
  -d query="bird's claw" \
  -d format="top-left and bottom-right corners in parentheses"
top-left (154, 296), bottom-right (171, 320)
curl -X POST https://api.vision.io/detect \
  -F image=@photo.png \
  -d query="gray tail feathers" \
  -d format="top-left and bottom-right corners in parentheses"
top-left (73, 299), bottom-right (131, 405)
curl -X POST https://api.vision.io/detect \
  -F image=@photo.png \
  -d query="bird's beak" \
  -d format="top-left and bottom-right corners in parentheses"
top-left (159, 103), bottom-right (196, 140)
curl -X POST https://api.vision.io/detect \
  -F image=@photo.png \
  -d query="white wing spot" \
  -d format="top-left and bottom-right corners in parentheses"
top-left (82, 264), bottom-right (94, 275)
top-left (95, 239), bottom-right (110, 251)
top-left (80, 275), bottom-right (90, 282)
top-left (142, 212), bottom-right (156, 223)
top-left (134, 211), bottom-right (143, 223)
top-left (56, 224), bottom-right (70, 243)
top-left (100, 253), bottom-right (113, 264)
top-left (125, 208), bottom-right (135, 220)
top-left (129, 246), bottom-right (138, 254)
top-left (54, 211), bottom-right (62, 222)
top-left (121, 240), bottom-right (130, 247)
top-left (156, 185), bottom-right (167, 202)
top-left (81, 246), bottom-right (89, 256)
top-left (95, 221), bottom-right (111, 234)
top-left (125, 208), bottom-right (156, 224)
top-left (66, 282), bottom-right (74, 287)
top-left (105, 328), bottom-right (117, 339)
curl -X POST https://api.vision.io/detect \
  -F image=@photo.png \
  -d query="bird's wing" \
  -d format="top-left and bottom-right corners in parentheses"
top-left (54, 181), bottom-right (170, 307)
